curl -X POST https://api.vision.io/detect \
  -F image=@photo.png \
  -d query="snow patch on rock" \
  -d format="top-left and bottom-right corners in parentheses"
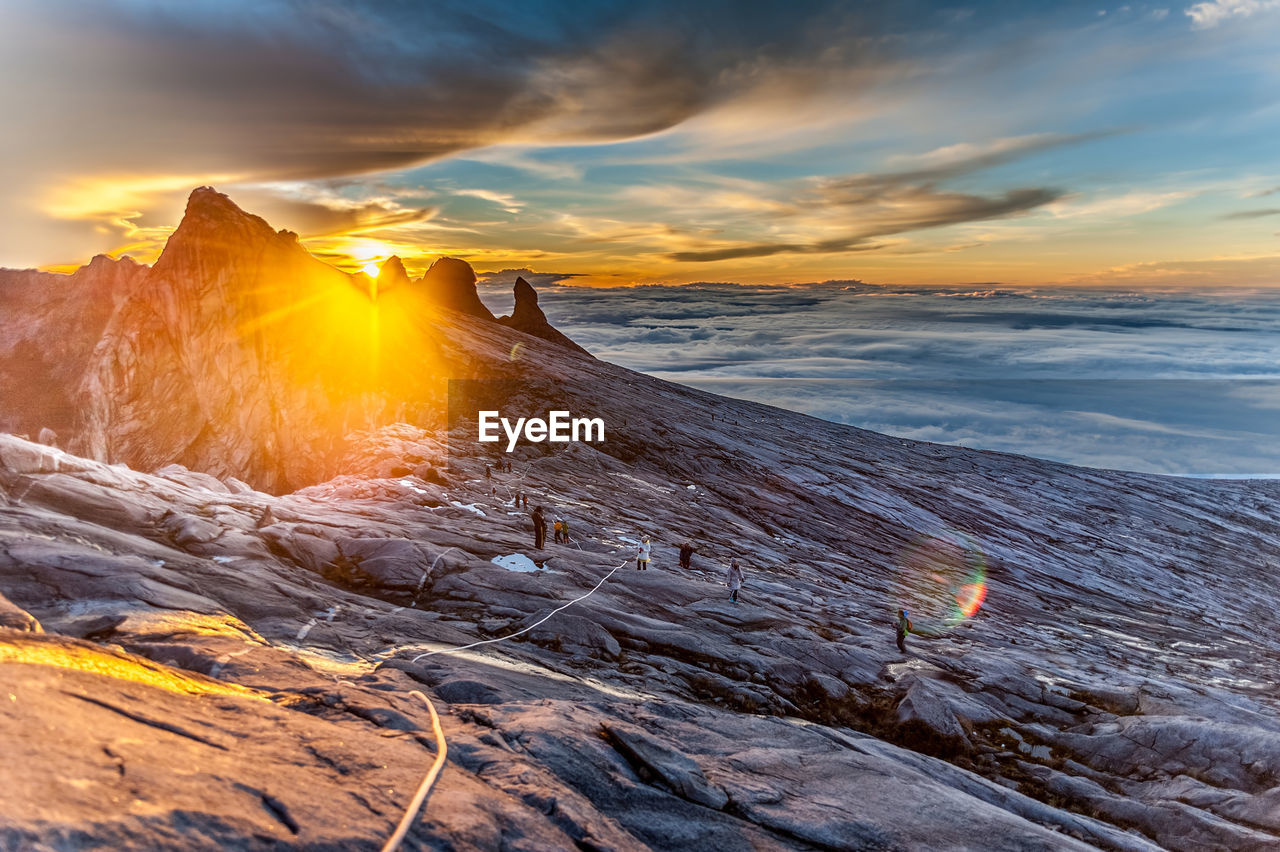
top-left (492, 553), bottom-right (540, 572)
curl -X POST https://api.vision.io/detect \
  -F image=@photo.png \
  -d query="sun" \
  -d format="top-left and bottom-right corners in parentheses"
top-left (362, 261), bottom-right (381, 278)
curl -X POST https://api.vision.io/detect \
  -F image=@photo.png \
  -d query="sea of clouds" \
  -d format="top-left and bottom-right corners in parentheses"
top-left (479, 277), bottom-right (1280, 475)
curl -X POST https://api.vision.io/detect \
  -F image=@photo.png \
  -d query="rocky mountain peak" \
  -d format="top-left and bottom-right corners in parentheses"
top-left (81, 253), bottom-right (139, 273)
top-left (420, 256), bottom-right (495, 321)
top-left (498, 276), bottom-right (591, 355)
top-left (1, 188), bottom-right (590, 490)
top-left (374, 255), bottom-right (411, 296)
top-left (69, 254), bottom-right (146, 295)
top-left (510, 275), bottom-right (544, 322)
top-left (152, 187), bottom-right (280, 272)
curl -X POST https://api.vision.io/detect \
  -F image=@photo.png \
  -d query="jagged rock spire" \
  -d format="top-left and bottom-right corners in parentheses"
top-left (497, 276), bottom-right (590, 355)
top-left (420, 257), bottom-right (495, 320)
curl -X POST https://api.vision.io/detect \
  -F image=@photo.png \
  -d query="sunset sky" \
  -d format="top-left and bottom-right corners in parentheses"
top-left (2, 0), bottom-right (1279, 287)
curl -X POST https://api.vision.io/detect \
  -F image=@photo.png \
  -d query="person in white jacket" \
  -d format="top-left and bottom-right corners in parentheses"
top-left (637, 537), bottom-right (652, 570)
top-left (727, 558), bottom-right (745, 603)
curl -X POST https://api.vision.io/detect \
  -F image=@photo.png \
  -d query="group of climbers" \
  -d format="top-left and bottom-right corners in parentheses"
top-left (524, 509), bottom-right (752, 605)
top-left (511, 460), bottom-right (918, 651)
top-left (528, 506), bottom-right (573, 549)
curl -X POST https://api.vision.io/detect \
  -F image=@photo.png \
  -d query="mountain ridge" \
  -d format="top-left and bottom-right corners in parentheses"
top-left (0, 187), bottom-right (590, 493)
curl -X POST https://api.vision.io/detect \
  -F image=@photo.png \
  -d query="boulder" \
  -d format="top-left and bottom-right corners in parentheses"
top-left (333, 536), bottom-right (435, 590)
top-left (895, 678), bottom-right (973, 754)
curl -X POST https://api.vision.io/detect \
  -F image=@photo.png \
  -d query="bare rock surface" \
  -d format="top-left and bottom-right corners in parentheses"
top-left (2, 379), bottom-right (1278, 850)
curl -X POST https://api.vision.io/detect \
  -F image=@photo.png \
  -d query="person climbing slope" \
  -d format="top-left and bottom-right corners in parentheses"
top-left (553, 518), bottom-right (564, 544)
top-left (531, 505), bottom-right (547, 549)
top-left (561, 517), bottom-right (571, 544)
top-left (895, 608), bottom-right (913, 653)
top-left (637, 537), bottom-right (652, 570)
top-left (679, 541), bottom-right (695, 570)
top-left (727, 558), bottom-right (744, 603)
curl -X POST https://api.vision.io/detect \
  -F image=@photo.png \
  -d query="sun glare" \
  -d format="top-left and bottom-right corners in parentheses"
top-left (362, 261), bottom-right (381, 277)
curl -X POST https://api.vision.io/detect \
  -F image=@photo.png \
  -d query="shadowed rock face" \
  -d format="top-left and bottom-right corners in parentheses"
top-left (376, 255), bottom-right (411, 292)
top-left (0, 255), bottom-right (145, 439)
top-left (498, 276), bottom-right (591, 355)
top-left (421, 256), bottom-right (496, 321)
top-left (0, 188), bottom-right (589, 493)
top-left (352, 255), bottom-right (411, 300)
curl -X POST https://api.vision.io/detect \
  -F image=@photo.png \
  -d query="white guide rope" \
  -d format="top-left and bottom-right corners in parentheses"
top-left (382, 554), bottom-right (629, 849)
top-left (379, 690), bottom-right (448, 852)
top-left (409, 557), bottom-right (629, 662)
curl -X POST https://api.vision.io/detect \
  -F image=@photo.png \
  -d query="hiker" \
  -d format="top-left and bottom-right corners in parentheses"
top-left (727, 558), bottom-right (744, 603)
top-left (521, 492), bottom-right (528, 509)
top-left (561, 517), bottom-right (571, 544)
top-left (485, 464), bottom-right (492, 479)
top-left (505, 459), bottom-right (512, 473)
top-left (531, 506), bottom-right (547, 549)
top-left (895, 609), bottom-right (913, 653)
top-left (636, 537), bottom-right (652, 570)
top-left (679, 541), bottom-right (695, 570)
top-left (553, 518), bottom-right (564, 544)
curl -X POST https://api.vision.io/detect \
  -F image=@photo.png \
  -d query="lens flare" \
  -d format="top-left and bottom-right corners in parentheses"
top-left (894, 529), bottom-right (988, 636)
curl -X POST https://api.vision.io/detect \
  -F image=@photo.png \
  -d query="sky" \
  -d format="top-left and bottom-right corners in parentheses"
top-left (475, 277), bottom-right (1280, 474)
top-left (2, 0), bottom-right (1279, 286)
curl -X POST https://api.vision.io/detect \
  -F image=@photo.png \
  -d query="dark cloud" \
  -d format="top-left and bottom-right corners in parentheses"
top-left (1, 0), bottom-right (917, 264)
top-left (662, 132), bottom-right (1114, 263)
top-left (3, 0), bottom-right (886, 180)
top-left (1221, 208), bottom-right (1280, 220)
top-left (669, 187), bottom-right (1064, 262)
top-left (669, 239), bottom-right (885, 263)
top-left (478, 269), bottom-right (582, 288)
top-left (870, 131), bottom-right (1118, 185)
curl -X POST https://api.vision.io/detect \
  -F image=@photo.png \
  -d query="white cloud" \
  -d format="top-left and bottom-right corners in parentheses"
top-left (1046, 190), bottom-right (1191, 219)
top-left (885, 133), bottom-right (1075, 171)
top-left (1185, 0), bottom-right (1280, 29)
top-left (453, 189), bottom-right (524, 214)
top-left (523, 279), bottom-right (1280, 472)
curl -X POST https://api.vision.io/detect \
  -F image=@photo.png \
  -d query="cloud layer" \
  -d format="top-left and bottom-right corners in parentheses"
top-left (494, 280), bottom-right (1280, 474)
